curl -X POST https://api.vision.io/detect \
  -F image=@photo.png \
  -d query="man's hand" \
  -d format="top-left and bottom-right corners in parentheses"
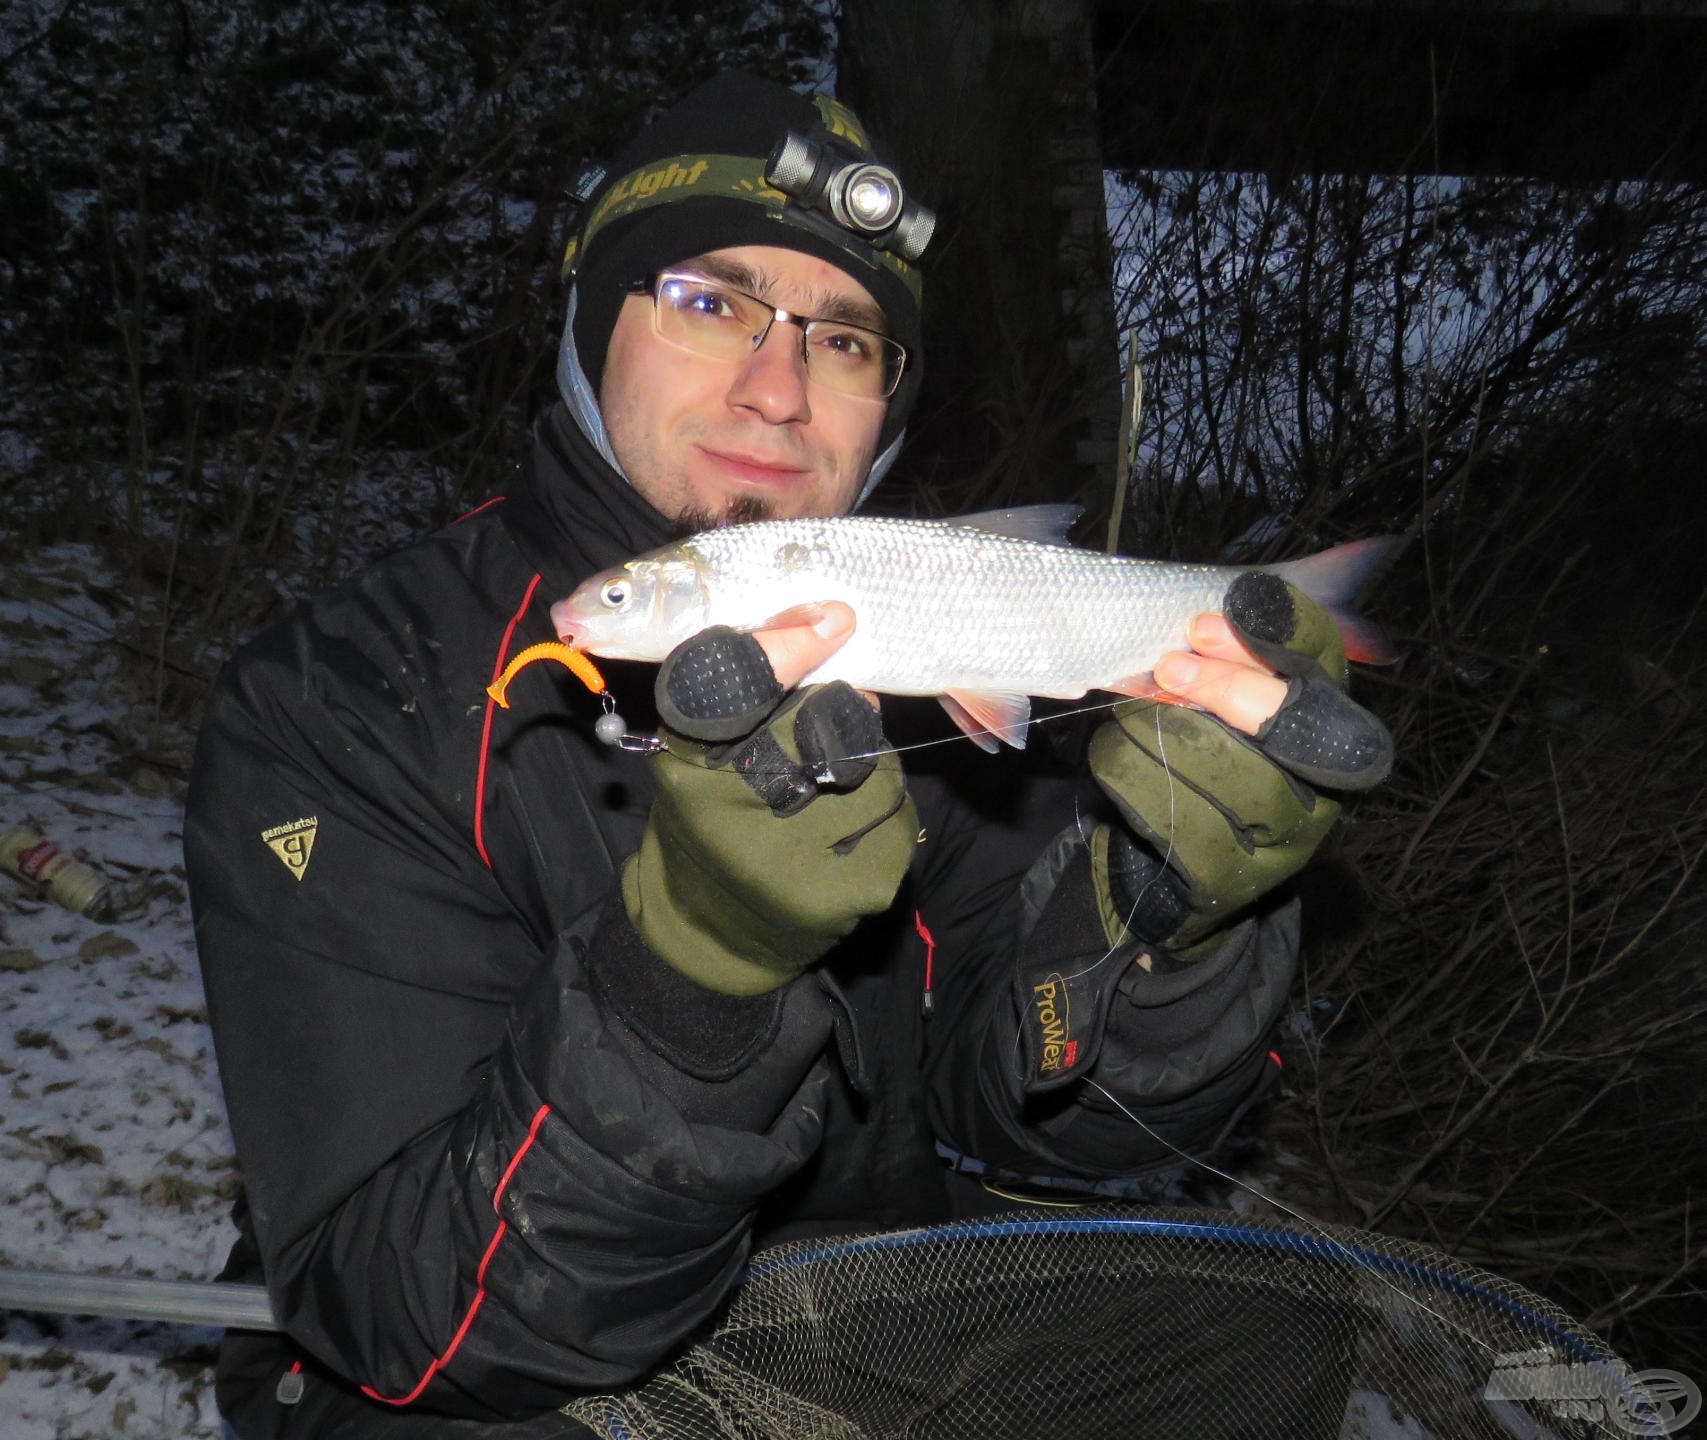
top-left (623, 603), bottom-right (917, 995)
top-left (1151, 612), bottom-right (1289, 735)
top-left (1087, 575), bottom-right (1393, 956)
top-left (748, 602), bottom-right (859, 690)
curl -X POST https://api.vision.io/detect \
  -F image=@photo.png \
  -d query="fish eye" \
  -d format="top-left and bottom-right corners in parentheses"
top-left (600, 578), bottom-right (631, 609)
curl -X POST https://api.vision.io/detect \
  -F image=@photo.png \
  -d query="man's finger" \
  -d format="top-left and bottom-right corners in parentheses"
top-left (1151, 650), bottom-right (1290, 736)
top-left (1185, 612), bottom-right (1267, 667)
top-left (751, 601), bottom-right (857, 691)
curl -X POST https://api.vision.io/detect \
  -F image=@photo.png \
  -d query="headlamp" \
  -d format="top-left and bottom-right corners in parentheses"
top-left (766, 131), bottom-right (937, 264)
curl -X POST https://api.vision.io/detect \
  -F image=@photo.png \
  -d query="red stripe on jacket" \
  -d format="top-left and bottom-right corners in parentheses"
top-left (474, 573), bottom-right (543, 869)
top-left (361, 1103), bottom-right (553, 1406)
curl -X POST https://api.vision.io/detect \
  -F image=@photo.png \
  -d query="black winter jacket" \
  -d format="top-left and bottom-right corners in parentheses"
top-left (185, 406), bottom-right (1300, 1437)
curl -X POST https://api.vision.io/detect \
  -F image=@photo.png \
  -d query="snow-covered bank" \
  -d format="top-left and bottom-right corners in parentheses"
top-left (1, 545), bottom-right (232, 1438)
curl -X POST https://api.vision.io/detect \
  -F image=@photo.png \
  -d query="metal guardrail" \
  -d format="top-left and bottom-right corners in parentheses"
top-left (0, 1268), bottom-right (279, 1331)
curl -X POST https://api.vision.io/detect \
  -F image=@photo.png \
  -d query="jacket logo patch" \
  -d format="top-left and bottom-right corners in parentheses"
top-left (1031, 974), bottom-right (1074, 1074)
top-left (262, 817), bottom-right (319, 882)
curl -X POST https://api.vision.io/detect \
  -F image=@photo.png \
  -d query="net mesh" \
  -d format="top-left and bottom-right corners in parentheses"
top-left (563, 1207), bottom-right (1663, 1440)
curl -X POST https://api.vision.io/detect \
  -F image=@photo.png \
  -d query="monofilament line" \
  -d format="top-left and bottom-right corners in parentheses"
top-left (656, 694), bottom-right (1160, 773)
top-left (1055, 703), bottom-right (1179, 986)
top-left (1083, 1077), bottom-right (1507, 1362)
top-left (1008, 706), bottom-right (1181, 1084)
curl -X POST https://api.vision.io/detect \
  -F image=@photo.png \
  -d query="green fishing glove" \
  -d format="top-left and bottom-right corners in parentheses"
top-left (623, 626), bottom-right (918, 996)
top-left (1088, 572), bottom-right (1392, 956)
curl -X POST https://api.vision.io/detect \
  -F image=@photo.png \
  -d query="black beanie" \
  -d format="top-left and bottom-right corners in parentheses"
top-left (564, 73), bottom-right (927, 457)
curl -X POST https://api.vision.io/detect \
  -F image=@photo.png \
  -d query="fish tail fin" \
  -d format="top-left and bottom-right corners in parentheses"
top-left (1268, 536), bottom-right (1404, 665)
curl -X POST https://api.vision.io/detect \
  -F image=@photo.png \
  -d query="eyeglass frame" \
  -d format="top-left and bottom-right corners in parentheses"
top-left (625, 269), bottom-right (908, 401)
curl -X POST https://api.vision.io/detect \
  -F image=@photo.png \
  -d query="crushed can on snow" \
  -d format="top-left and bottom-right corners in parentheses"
top-left (1, 824), bottom-right (118, 921)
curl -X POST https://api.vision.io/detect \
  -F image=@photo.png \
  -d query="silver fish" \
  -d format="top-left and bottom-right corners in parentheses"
top-left (550, 505), bottom-right (1396, 749)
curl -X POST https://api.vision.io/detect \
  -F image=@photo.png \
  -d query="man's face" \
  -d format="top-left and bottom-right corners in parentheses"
top-left (600, 244), bottom-right (889, 528)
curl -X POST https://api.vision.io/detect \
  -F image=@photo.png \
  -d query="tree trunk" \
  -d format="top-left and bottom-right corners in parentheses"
top-left (838, 0), bottom-right (1119, 521)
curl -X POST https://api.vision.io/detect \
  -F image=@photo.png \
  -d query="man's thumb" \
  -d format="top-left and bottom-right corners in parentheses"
top-left (752, 601), bottom-right (856, 690)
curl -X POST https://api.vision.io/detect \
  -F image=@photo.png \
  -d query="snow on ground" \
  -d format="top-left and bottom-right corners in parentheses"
top-left (1, 545), bottom-right (233, 1438)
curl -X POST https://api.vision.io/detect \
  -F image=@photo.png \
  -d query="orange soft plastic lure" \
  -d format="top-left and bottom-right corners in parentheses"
top-left (486, 643), bottom-right (606, 708)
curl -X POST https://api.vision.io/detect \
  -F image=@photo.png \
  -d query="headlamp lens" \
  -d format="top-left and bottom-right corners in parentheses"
top-left (843, 170), bottom-right (901, 231)
top-left (765, 133), bottom-right (935, 263)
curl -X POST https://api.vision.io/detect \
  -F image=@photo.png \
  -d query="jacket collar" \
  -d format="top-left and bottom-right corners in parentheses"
top-left (500, 402), bottom-right (676, 595)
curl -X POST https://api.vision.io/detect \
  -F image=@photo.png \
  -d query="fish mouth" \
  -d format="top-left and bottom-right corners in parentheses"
top-left (548, 599), bottom-right (588, 649)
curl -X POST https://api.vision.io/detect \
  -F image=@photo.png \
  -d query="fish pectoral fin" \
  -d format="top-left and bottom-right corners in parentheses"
top-left (939, 695), bottom-right (1002, 752)
top-left (941, 689), bottom-right (1031, 751)
top-left (1105, 673), bottom-right (1204, 710)
top-left (748, 602), bottom-right (830, 631)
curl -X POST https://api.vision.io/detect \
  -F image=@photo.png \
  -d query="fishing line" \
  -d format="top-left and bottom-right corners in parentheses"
top-left (1006, 705), bottom-right (1181, 1084)
top-left (489, 634), bottom-right (1198, 774)
top-left (989, 718), bottom-right (1523, 1369)
top-left (1081, 1077), bottom-right (1511, 1363)
top-left (533, 631), bottom-right (1560, 1398)
top-left (1060, 702), bottom-right (1179, 985)
top-left (524, 643), bottom-right (1620, 1404)
top-left (627, 692), bottom-right (1164, 775)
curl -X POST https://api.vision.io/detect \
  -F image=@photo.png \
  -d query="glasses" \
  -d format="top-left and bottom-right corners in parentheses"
top-left (630, 270), bottom-right (907, 400)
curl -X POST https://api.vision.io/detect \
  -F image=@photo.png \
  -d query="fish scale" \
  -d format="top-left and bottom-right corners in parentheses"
top-left (550, 506), bottom-right (1397, 749)
top-left (681, 518), bottom-right (1236, 698)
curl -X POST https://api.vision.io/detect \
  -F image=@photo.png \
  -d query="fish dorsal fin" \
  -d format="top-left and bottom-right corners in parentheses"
top-left (950, 504), bottom-right (1082, 547)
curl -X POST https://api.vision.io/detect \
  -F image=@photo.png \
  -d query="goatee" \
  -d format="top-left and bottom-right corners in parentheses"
top-left (671, 494), bottom-right (773, 537)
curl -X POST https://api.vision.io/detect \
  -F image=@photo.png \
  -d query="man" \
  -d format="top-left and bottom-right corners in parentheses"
top-left (185, 73), bottom-right (1391, 1437)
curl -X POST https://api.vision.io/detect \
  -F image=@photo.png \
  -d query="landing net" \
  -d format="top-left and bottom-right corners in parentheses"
top-left (563, 1207), bottom-right (1666, 1440)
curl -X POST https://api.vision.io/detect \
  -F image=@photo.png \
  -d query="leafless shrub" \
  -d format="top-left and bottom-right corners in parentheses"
top-left (0, 0), bottom-right (833, 727)
top-left (1103, 166), bottom-right (1707, 1370)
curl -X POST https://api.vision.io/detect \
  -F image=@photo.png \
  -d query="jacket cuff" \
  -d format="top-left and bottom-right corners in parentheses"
top-left (585, 898), bottom-right (781, 1078)
top-left (566, 901), bottom-right (837, 1131)
top-left (1009, 822), bottom-right (1298, 1106)
top-left (1098, 898), bottom-right (1300, 1103)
